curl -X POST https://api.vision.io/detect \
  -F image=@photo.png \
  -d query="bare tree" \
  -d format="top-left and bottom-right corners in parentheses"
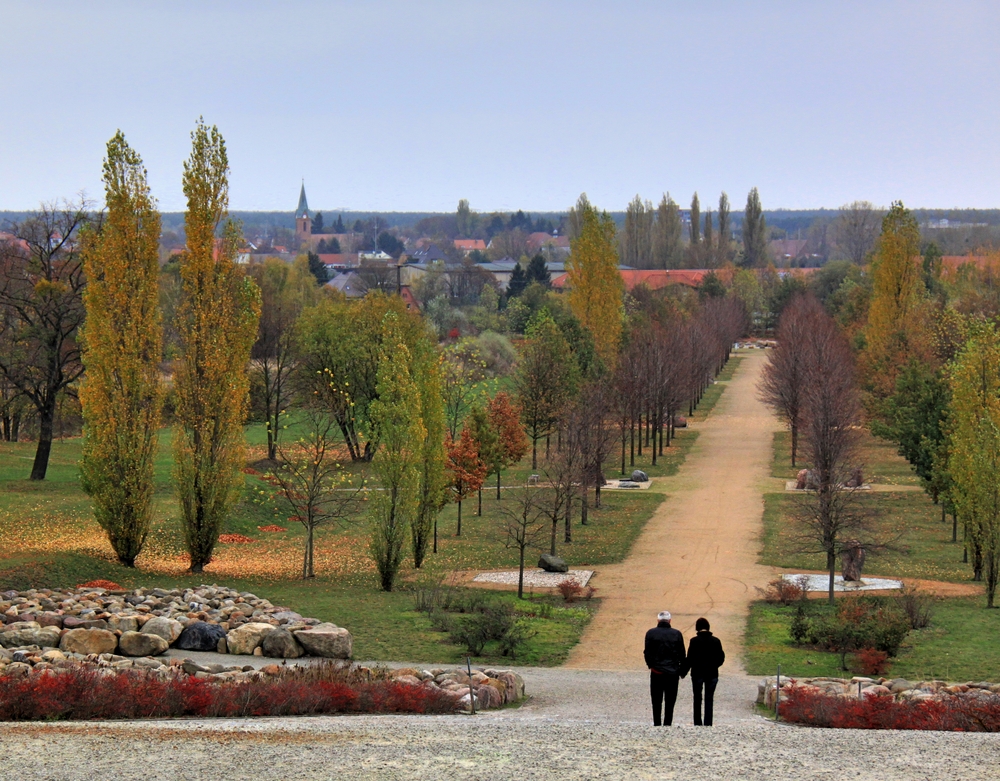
top-left (0, 201), bottom-right (90, 479)
top-left (570, 380), bottom-right (617, 520)
top-left (759, 292), bottom-right (825, 466)
top-left (498, 486), bottom-right (549, 598)
top-left (832, 201), bottom-right (883, 265)
top-left (794, 309), bottom-right (885, 604)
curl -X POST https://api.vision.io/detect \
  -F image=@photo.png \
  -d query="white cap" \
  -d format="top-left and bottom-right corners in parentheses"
top-left (657, 611), bottom-right (671, 622)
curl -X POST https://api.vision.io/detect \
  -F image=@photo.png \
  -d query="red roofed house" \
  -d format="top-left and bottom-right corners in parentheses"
top-left (454, 239), bottom-right (487, 254)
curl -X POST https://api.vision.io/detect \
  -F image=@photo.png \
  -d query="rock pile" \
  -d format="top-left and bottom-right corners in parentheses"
top-left (0, 585), bottom-right (351, 660)
top-left (758, 675), bottom-right (1000, 709)
top-left (0, 648), bottom-right (525, 711)
top-left (389, 666), bottom-right (526, 709)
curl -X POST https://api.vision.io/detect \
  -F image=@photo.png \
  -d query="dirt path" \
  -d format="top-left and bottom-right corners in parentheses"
top-left (566, 350), bottom-right (778, 671)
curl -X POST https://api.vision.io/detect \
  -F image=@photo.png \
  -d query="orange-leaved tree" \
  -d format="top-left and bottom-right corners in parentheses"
top-left (173, 119), bottom-right (262, 572)
top-left (445, 424), bottom-right (486, 537)
top-left (80, 130), bottom-right (163, 567)
top-left (487, 391), bottom-right (528, 499)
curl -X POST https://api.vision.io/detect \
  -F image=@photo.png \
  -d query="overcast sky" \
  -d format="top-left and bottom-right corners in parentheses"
top-left (2, 1), bottom-right (997, 213)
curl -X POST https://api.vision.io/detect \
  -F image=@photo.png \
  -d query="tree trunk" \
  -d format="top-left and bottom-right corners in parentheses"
top-left (550, 517), bottom-right (557, 556)
top-left (518, 546), bottom-right (525, 599)
top-left (545, 435), bottom-right (550, 461)
top-left (580, 489), bottom-right (588, 525)
top-left (30, 401), bottom-right (56, 480)
top-left (433, 517), bottom-right (438, 553)
top-left (790, 424), bottom-right (798, 468)
top-left (952, 511), bottom-right (958, 544)
top-left (477, 488), bottom-right (482, 516)
top-left (532, 438), bottom-right (538, 470)
top-left (456, 500), bottom-right (462, 536)
top-left (496, 470), bottom-right (502, 500)
top-left (629, 422), bottom-right (635, 467)
top-left (564, 495), bottom-right (572, 543)
top-left (827, 550), bottom-right (836, 605)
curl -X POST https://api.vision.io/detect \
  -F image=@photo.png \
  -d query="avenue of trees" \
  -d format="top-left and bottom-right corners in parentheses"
top-left (764, 200), bottom-right (1000, 607)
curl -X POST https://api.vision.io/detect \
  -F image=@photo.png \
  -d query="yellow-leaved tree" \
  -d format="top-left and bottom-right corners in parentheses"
top-left (80, 131), bottom-right (162, 567)
top-left (948, 320), bottom-right (1000, 607)
top-left (566, 194), bottom-right (624, 368)
top-left (863, 201), bottom-right (928, 411)
top-left (174, 120), bottom-right (262, 572)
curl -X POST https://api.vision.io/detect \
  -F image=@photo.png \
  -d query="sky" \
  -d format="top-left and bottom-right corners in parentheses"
top-left (2, 1), bottom-right (998, 213)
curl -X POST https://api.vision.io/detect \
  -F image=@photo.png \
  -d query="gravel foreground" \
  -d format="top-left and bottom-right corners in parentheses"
top-left (2, 715), bottom-right (998, 781)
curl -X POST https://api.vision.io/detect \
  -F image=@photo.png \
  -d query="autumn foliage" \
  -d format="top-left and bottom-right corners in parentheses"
top-left (779, 686), bottom-right (1000, 732)
top-left (79, 131), bottom-right (163, 567)
top-left (445, 424), bottom-right (487, 536)
top-left (0, 665), bottom-right (458, 721)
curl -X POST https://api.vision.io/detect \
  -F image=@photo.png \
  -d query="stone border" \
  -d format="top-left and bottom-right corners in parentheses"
top-left (781, 573), bottom-right (903, 592)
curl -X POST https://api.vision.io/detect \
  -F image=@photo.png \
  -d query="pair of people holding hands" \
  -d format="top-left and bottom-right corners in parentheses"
top-left (643, 611), bottom-right (725, 726)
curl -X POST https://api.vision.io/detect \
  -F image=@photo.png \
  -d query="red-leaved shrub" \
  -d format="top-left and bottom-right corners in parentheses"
top-left (779, 685), bottom-right (1000, 732)
top-left (0, 665), bottom-right (459, 721)
top-left (852, 648), bottom-right (891, 676)
top-left (557, 579), bottom-right (583, 602)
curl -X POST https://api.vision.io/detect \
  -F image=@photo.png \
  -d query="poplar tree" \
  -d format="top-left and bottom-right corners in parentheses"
top-left (652, 194), bottom-right (683, 269)
top-left (566, 195), bottom-right (624, 369)
top-left (717, 192), bottom-right (731, 263)
top-left (80, 131), bottom-right (163, 567)
top-left (948, 322), bottom-right (1000, 605)
top-left (174, 120), bottom-right (261, 572)
top-left (741, 187), bottom-right (768, 268)
top-left (689, 193), bottom-right (701, 246)
top-left (368, 313), bottom-right (425, 591)
top-left (412, 337), bottom-right (447, 566)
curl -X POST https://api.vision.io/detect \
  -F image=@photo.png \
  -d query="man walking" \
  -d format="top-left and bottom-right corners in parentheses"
top-left (686, 617), bottom-right (725, 726)
top-left (643, 610), bottom-right (686, 726)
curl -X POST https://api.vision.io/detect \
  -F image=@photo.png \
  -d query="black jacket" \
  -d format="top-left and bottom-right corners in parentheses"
top-left (644, 621), bottom-right (686, 676)
top-left (686, 630), bottom-right (725, 679)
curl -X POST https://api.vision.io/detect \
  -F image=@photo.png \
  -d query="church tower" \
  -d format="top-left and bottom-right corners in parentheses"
top-left (294, 181), bottom-right (312, 244)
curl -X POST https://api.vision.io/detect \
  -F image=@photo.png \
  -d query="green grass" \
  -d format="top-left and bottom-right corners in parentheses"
top-left (771, 429), bottom-right (921, 486)
top-left (745, 597), bottom-right (1000, 682)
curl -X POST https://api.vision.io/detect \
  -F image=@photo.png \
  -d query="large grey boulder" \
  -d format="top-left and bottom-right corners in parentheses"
top-left (140, 616), bottom-right (184, 645)
top-left (538, 554), bottom-right (568, 573)
top-left (59, 628), bottom-right (118, 655)
top-left (631, 470), bottom-right (648, 482)
top-left (176, 621), bottom-right (227, 652)
top-left (293, 623), bottom-right (352, 658)
top-left (226, 622), bottom-right (276, 655)
top-left (261, 628), bottom-right (305, 659)
top-left (118, 631), bottom-right (169, 657)
top-left (0, 623), bottom-right (61, 649)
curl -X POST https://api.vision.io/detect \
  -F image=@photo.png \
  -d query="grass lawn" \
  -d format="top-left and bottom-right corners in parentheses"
top-left (748, 423), bottom-right (996, 681)
top-left (745, 597), bottom-right (1000, 682)
top-left (0, 359), bottom-right (737, 664)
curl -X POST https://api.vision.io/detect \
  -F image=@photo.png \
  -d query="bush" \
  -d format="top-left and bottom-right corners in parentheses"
top-left (790, 604), bottom-right (810, 645)
top-left (779, 686), bottom-right (1000, 731)
top-left (898, 587), bottom-right (934, 629)
top-left (756, 576), bottom-right (806, 605)
top-left (448, 603), bottom-right (535, 658)
top-left (852, 648), bottom-right (891, 676)
top-left (557, 579), bottom-right (583, 602)
top-left (807, 596), bottom-right (911, 669)
top-left (0, 662), bottom-right (458, 721)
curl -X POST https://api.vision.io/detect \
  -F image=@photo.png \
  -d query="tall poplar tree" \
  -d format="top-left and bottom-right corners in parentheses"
top-left (174, 120), bottom-right (261, 572)
top-left (717, 192), bottom-right (731, 263)
top-left (689, 193), bottom-right (701, 246)
top-left (652, 194), bottom-right (683, 269)
top-left (741, 187), bottom-right (768, 268)
top-left (411, 337), bottom-right (447, 567)
top-left (566, 195), bottom-right (624, 368)
top-left (368, 313), bottom-right (425, 591)
top-left (80, 131), bottom-right (163, 567)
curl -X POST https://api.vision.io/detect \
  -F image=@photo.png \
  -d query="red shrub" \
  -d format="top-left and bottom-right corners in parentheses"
top-left (0, 667), bottom-right (458, 722)
top-left (779, 685), bottom-right (1000, 732)
top-left (557, 579), bottom-right (583, 602)
top-left (853, 648), bottom-right (891, 676)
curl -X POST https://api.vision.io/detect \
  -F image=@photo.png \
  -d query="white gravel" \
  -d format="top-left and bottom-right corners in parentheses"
top-left (473, 569), bottom-right (594, 587)
top-left (782, 573), bottom-right (903, 592)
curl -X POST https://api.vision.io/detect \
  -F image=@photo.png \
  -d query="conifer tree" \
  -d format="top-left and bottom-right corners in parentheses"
top-left (566, 195), bottom-right (624, 368)
top-left (174, 120), bottom-right (261, 572)
top-left (507, 261), bottom-right (528, 298)
top-left (80, 131), bottom-right (163, 567)
top-left (368, 313), bottom-right (425, 591)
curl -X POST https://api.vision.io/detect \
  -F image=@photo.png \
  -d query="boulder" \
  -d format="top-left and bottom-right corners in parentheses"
top-left (225, 622), bottom-right (276, 655)
top-left (176, 621), bottom-right (228, 652)
top-left (59, 628), bottom-right (118, 656)
top-left (118, 631), bottom-right (169, 657)
top-left (618, 480), bottom-right (639, 488)
top-left (846, 467), bottom-right (864, 488)
top-left (62, 616), bottom-right (109, 631)
top-left (538, 554), bottom-right (568, 573)
top-left (673, 416), bottom-right (687, 428)
top-left (36, 612), bottom-right (64, 629)
top-left (2, 625), bottom-right (62, 649)
top-left (293, 623), bottom-right (353, 658)
top-left (108, 615), bottom-right (140, 634)
top-left (140, 616), bottom-right (184, 644)
top-left (630, 470), bottom-right (648, 483)
top-left (795, 469), bottom-right (809, 490)
top-left (261, 628), bottom-right (304, 659)
top-left (841, 540), bottom-right (866, 582)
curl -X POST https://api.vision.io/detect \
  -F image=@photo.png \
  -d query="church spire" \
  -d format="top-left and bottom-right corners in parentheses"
top-left (296, 180), bottom-right (310, 219)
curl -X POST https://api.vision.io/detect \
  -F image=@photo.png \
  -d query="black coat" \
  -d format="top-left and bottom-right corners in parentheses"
top-left (644, 622), bottom-right (686, 676)
top-left (686, 630), bottom-right (725, 679)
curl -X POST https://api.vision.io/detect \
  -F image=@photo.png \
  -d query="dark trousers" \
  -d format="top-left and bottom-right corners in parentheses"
top-left (650, 672), bottom-right (680, 726)
top-left (692, 676), bottom-right (719, 726)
